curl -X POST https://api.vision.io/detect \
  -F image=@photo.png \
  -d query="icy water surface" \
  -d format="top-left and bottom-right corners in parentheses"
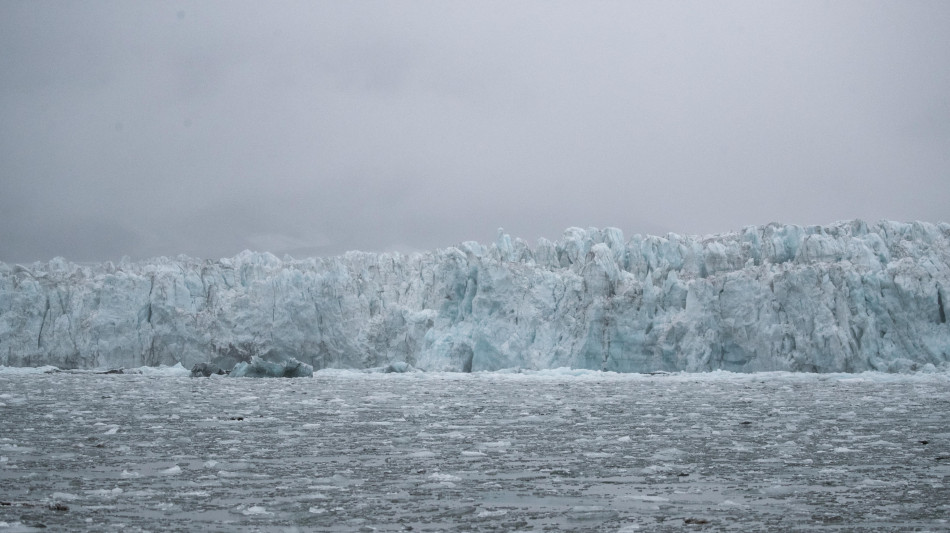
top-left (1, 370), bottom-right (949, 531)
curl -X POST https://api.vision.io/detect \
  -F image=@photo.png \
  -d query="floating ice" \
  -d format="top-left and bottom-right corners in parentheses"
top-left (429, 472), bottom-right (462, 482)
top-left (364, 361), bottom-right (418, 373)
top-left (236, 504), bottom-right (272, 516)
top-left (159, 465), bottom-right (182, 476)
top-left (1, 368), bottom-right (950, 529)
top-left (0, 365), bottom-right (60, 374)
top-left (86, 487), bottom-right (123, 498)
top-left (1, 220), bottom-right (948, 373)
top-left (229, 356), bottom-right (313, 378)
top-left (134, 363), bottom-right (190, 377)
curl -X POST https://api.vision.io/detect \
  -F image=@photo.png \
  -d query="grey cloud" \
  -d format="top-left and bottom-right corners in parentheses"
top-left (1, 1), bottom-right (948, 263)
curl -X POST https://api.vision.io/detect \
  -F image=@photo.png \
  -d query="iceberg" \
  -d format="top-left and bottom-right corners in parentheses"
top-left (1, 220), bottom-right (948, 373)
top-left (229, 356), bottom-right (314, 378)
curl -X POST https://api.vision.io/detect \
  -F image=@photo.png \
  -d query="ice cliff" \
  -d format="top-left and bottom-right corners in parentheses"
top-left (2, 220), bottom-right (949, 373)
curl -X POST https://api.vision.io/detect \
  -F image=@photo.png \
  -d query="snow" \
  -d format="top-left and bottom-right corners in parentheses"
top-left (1, 220), bottom-right (948, 373)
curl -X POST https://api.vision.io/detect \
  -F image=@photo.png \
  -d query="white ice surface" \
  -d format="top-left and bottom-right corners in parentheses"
top-left (1, 220), bottom-right (948, 373)
top-left (0, 365), bottom-right (61, 375)
top-left (0, 363), bottom-right (191, 377)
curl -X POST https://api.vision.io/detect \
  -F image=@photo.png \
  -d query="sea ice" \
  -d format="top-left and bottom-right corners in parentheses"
top-left (0, 370), bottom-right (949, 530)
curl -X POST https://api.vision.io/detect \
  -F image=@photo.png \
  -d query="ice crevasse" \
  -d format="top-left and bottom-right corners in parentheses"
top-left (1, 220), bottom-right (949, 373)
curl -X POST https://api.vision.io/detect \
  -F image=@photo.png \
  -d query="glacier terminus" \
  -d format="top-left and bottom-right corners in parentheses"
top-left (1, 220), bottom-right (948, 373)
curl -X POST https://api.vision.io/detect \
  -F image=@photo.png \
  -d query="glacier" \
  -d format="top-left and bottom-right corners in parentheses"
top-left (1, 220), bottom-right (948, 373)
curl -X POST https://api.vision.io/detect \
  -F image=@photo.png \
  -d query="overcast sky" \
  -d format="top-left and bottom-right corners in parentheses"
top-left (1, 1), bottom-right (948, 263)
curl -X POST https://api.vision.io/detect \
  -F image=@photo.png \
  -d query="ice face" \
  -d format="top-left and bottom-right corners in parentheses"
top-left (1, 220), bottom-right (948, 372)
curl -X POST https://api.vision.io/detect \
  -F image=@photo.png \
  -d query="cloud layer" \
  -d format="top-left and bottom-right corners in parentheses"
top-left (2, 2), bottom-right (948, 262)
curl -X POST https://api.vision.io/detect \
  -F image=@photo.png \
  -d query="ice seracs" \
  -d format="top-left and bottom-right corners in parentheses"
top-left (1, 220), bottom-right (948, 373)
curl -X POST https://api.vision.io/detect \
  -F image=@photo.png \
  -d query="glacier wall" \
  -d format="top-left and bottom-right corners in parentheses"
top-left (2, 220), bottom-right (949, 373)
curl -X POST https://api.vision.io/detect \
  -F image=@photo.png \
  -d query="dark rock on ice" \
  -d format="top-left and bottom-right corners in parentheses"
top-left (190, 362), bottom-right (226, 377)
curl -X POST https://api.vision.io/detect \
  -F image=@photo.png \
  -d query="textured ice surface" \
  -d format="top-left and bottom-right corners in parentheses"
top-left (229, 356), bottom-right (313, 378)
top-left (1, 220), bottom-right (949, 372)
top-left (0, 371), bottom-right (948, 531)
top-left (0, 363), bottom-right (191, 377)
